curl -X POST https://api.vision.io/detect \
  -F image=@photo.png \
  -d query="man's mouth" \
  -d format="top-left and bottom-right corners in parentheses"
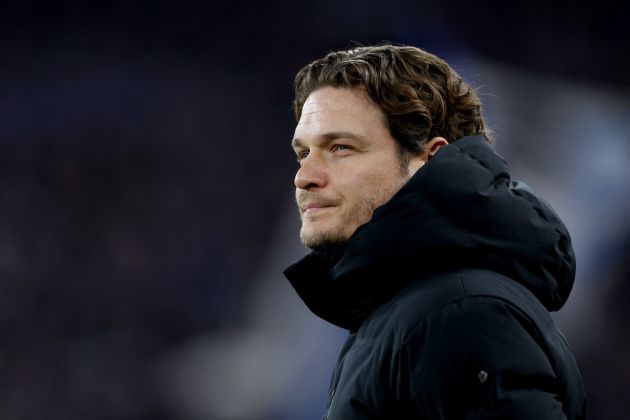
top-left (297, 191), bottom-right (339, 216)
top-left (298, 198), bottom-right (338, 216)
top-left (302, 202), bottom-right (335, 213)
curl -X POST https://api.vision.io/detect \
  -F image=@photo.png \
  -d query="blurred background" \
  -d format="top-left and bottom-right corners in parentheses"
top-left (0, 1), bottom-right (628, 419)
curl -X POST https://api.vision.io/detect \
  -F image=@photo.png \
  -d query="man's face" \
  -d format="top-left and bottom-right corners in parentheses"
top-left (292, 87), bottom-right (424, 250)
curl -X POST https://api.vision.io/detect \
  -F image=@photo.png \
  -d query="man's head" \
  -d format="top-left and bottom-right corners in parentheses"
top-left (291, 44), bottom-right (490, 250)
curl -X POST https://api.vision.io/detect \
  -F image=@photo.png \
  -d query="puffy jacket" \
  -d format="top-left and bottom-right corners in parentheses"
top-left (284, 135), bottom-right (586, 419)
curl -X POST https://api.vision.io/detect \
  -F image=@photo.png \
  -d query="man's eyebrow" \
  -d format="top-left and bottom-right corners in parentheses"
top-left (291, 137), bottom-right (305, 149)
top-left (291, 131), bottom-right (366, 148)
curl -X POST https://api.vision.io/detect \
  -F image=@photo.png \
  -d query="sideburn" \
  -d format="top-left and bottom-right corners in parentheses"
top-left (395, 143), bottom-right (419, 179)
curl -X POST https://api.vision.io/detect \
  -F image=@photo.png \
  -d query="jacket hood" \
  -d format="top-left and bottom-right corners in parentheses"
top-left (284, 135), bottom-right (576, 330)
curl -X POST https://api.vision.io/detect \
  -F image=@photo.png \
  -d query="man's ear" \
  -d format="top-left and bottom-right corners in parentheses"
top-left (406, 136), bottom-right (450, 177)
top-left (426, 136), bottom-right (448, 159)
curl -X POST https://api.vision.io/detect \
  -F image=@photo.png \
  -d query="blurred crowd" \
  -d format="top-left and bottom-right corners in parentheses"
top-left (0, 2), bottom-right (628, 419)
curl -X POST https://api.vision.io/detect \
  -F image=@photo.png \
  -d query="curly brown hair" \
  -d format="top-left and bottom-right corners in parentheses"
top-left (293, 44), bottom-right (493, 164)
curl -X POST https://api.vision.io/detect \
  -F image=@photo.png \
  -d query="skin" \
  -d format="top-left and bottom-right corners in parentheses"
top-left (292, 86), bottom-right (447, 250)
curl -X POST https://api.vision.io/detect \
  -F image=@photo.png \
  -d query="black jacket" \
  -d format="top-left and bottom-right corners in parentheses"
top-left (284, 135), bottom-right (586, 419)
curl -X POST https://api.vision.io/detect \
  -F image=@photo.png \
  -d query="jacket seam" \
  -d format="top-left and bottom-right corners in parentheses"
top-left (399, 293), bottom-right (538, 348)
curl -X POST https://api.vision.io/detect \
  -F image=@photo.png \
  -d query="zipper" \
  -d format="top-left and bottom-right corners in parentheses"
top-left (323, 387), bottom-right (336, 420)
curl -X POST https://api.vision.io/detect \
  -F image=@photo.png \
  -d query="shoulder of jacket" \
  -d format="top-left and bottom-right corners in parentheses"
top-left (360, 269), bottom-right (551, 344)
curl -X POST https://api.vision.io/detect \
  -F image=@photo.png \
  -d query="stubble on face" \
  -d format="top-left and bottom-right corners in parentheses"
top-left (298, 168), bottom-right (408, 250)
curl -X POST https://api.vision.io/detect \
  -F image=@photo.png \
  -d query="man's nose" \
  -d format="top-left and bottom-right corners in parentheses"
top-left (294, 155), bottom-right (327, 190)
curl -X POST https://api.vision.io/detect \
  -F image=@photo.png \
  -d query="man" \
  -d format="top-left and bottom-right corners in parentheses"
top-left (283, 44), bottom-right (586, 419)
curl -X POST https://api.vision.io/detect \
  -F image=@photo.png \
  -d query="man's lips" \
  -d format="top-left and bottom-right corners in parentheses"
top-left (302, 203), bottom-right (334, 211)
top-left (298, 198), bottom-right (338, 214)
top-left (297, 193), bottom-right (339, 215)
top-left (301, 204), bottom-right (336, 216)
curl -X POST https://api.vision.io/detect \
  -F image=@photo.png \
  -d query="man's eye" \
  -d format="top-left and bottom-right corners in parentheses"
top-left (297, 151), bottom-right (309, 161)
top-left (332, 144), bottom-right (350, 152)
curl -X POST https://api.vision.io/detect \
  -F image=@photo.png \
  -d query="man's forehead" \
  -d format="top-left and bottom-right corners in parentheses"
top-left (293, 88), bottom-right (378, 142)
top-left (299, 93), bottom-right (346, 121)
top-left (301, 87), bottom-right (369, 112)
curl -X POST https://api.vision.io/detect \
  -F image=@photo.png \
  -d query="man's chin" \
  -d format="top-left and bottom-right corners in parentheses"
top-left (300, 228), bottom-right (349, 251)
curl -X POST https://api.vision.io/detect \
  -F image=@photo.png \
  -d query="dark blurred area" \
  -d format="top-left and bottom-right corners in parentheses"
top-left (0, 1), bottom-right (628, 419)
